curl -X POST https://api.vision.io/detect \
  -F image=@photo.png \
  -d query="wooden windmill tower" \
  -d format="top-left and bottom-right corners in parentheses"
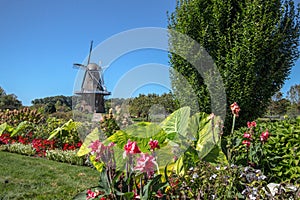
top-left (73, 41), bottom-right (111, 113)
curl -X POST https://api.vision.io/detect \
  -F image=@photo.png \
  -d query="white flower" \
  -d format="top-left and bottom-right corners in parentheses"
top-left (249, 194), bottom-right (256, 200)
top-left (192, 173), bottom-right (199, 179)
top-left (209, 174), bottom-right (217, 180)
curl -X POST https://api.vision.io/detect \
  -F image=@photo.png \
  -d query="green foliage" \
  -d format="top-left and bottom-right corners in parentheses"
top-left (0, 143), bottom-right (36, 156)
top-left (48, 119), bottom-right (81, 147)
top-left (227, 119), bottom-right (300, 183)
top-left (129, 93), bottom-right (178, 121)
top-left (165, 162), bottom-right (299, 199)
top-left (77, 128), bottom-right (101, 157)
top-left (169, 0), bottom-right (300, 134)
top-left (100, 112), bottom-right (120, 137)
top-left (45, 149), bottom-right (85, 166)
top-left (77, 107), bottom-right (226, 174)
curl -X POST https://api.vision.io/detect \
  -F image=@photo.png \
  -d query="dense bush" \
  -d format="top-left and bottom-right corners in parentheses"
top-left (0, 143), bottom-right (36, 156)
top-left (46, 149), bottom-right (85, 166)
top-left (226, 118), bottom-right (300, 183)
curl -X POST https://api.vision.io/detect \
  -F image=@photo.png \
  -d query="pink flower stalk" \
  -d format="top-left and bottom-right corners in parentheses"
top-left (247, 121), bottom-right (257, 128)
top-left (149, 139), bottom-right (160, 151)
top-left (243, 132), bottom-right (251, 139)
top-left (134, 153), bottom-right (157, 176)
top-left (230, 102), bottom-right (241, 117)
top-left (260, 130), bottom-right (270, 142)
top-left (242, 140), bottom-right (251, 147)
top-left (123, 140), bottom-right (141, 158)
top-left (86, 189), bottom-right (97, 200)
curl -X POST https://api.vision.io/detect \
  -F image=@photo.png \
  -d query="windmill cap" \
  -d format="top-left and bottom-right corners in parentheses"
top-left (87, 63), bottom-right (99, 70)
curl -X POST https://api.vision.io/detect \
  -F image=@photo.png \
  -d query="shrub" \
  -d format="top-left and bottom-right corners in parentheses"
top-left (226, 118), bottom-right (300, 183)
top-left (1, 143), bottom-right (36, 156)
top-left (46, 149), bottom-right (85, 166)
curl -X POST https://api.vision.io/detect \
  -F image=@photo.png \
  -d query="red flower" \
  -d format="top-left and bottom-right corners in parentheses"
top-left (230, 102), bottom-right (240, 117)
top-left (242, 140), bottom-right (251, 147)
top-left (86, 189), bottom-right (97, 199)
top-left (243, 132), bottom-right (251, 139)
top-left (260, 130), bottom-right (270, 142)
top-left (148, 139), bottom-right (160, 151)
top-left (123, 140), bottom-right (141, 158)
top-left (247, 121), bottom-right (257, 128)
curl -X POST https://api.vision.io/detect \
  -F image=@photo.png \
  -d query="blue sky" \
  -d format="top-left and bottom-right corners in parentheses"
top-left (0, 0), bottom-right (299, 106)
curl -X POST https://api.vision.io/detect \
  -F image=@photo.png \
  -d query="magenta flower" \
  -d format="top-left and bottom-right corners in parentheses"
top-left (134, 153), bottom-right (157, 176)
top-left (89, 140), bottom-right (102, 153)
top-left (230, 102), bottom-right (241, 117)
top-left (260, 130), bottom-right (270, 142)
top-left (149, 139), bottom-right (160, 151)
top-left (242, 140), bottom-right (251, 147)
top-left (123, 140), bottom-right (141, 158)
top-left (243, 132), bottom-right (251, 139)
top-left (247, 121), bottom-right (257, 128)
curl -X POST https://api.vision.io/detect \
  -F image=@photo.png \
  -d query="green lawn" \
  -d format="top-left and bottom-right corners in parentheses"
top-left (0, 151), bottom-right (99, 199)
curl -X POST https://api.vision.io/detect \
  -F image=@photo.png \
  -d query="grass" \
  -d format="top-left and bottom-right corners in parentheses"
top-left (0, 151), bottom-right (99, 199)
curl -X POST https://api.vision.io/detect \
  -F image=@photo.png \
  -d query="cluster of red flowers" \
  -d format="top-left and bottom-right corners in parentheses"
top-left (63, 142), bottom-right (82, 151)
top-left (32, 138), bottom-right (56, 156)
top-left (0, 133), bottom-right (83, 157)
top-left (0, 133), bottom-right (14, 144)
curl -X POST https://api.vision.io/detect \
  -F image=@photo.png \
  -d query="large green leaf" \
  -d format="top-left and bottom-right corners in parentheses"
top-left (107, 123), bottom-right (167, 153)
top-left (203, 145), bottom-right (228, 165)
top-left (187, 112), bottom-right (210, 141)
top-left (11, 121), bottom-right (30, 137)
top-left (195, 115), bottom-right (222, 160)
top-left (160, 106), bottom-right (190, 139)
top-left (0, 123), bottom-right (8, 135)
top-left (77, 128), bottom-right (100, 157)
top-left (48, 119), bottom-right (79, 140)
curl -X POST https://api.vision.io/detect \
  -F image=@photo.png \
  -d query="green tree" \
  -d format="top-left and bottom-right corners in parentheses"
top-left (0, 87), bottom-right (22, 110)
top-left (266, 91), bottom-right (291, 116)
top-left (286, 84), bottom-right (300, 116)
top-left (169, 0), bottom-right (300, 133)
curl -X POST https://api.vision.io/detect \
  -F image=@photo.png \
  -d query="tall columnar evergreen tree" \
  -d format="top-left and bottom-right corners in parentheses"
top-left (168, 0), bottom-right (300, 133)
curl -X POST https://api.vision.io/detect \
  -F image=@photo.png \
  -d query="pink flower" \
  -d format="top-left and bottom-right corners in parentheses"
top-left (242, 140), bottom-right (251, 147)
top-left (247, 121), bottom-right (257, 128)
top-left (149, 139), bottom-right (160, 151)
top-left (230, 102), bottom-right (240, 117)
top-left (243, 132), bottom-right (251, 139)
top-left (260, 130), bottom-right (270, 142)
top-left (123, 140), bottom-right (141, 158)
top-left (86, 189), bottom-right (97, 199)
top-left (134, 153), bottom-right (157, 176)
top-left (89, 140), bottom-right (102, 153)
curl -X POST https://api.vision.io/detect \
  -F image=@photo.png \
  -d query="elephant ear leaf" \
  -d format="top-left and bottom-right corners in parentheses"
top-left (11, 121), bottom-right (30, 137)
top-left (0, 123), bottom-right (8, 135)
top-left (203, 145), bottom-right (228, 165)
top-left (77, 128), bottom-right (100, 157)
top-left (196, 115), bottom-right (223, 160)
top-left (160, 106), bottom-right (190, 141)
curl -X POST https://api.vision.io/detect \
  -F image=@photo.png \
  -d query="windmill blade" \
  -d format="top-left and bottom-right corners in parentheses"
top-left (87, 40), bottom-right (93, 65)
top-left (73, 63), bottom-right (86, 69)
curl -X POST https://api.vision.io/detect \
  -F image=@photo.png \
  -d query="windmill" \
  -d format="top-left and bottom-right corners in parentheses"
top-left (73, 41), bottom-right (111, 113)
